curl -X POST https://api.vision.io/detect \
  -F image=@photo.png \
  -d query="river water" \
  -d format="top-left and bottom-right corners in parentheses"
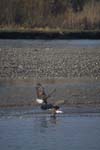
top-left (0, 108), bottom-right (100, 150)
top-left (0, 39), bottom-right (100, 49)
top-left (0, 39), bottom-right (100, 150)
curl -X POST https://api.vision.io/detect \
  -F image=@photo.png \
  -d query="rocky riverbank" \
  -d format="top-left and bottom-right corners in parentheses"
top-left (0, 42), bottom-right (100, 108)
top-left (0, 47), bottom-right (100, 80)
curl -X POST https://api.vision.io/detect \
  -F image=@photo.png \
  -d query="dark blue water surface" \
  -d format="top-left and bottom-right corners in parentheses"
top-left (0, 108), bottom-right (100, 150)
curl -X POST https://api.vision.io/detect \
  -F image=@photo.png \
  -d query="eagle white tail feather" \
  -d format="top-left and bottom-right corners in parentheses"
top-left (36, 99), bottom-right (43, 104)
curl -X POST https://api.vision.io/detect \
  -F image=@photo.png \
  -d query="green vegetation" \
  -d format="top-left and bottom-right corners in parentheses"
top-left (0, 0), bottom-right (100, 31)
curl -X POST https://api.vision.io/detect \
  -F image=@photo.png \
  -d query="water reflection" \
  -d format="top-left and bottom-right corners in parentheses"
top-left (40, 116), bottom-right (57, 129)
top-left (0, 111), bottom-right (100, 150)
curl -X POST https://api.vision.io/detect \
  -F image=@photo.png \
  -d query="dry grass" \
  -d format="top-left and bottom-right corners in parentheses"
top-left (63, 1), bottom-right (100, 30)
top-left (0, 1), bottom-right (100, 31)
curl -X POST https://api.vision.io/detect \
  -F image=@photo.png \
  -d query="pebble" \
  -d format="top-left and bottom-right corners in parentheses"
top-left (0, 47), bottom-right (100, 79)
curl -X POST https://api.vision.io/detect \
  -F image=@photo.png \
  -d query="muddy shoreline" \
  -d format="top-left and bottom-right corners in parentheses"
top-left (0, 78), bottom-right (100, 108)
top-left (0, 102), bottom-right (100, 109)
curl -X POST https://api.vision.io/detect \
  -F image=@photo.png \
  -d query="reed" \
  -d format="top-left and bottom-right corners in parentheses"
top-left (0, 0), bottom-right (100, 31)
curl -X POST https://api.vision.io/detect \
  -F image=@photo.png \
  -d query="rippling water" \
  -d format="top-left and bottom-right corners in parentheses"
top-left (0, 108), bottom-right (100, 150)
